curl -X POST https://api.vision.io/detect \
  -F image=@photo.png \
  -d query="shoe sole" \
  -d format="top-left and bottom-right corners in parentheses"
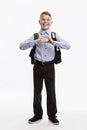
top-left (49, 119), bottom-right (59, 125)
top-left (28, 119), bottom-right (42, 124)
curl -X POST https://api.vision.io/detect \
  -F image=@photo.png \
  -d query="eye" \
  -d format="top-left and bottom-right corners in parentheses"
top-left (47, 19), bottom-right (50, 21)
top-left (41, 19), bottom-right (45, 21)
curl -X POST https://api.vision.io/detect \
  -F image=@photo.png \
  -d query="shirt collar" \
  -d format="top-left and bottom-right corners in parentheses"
top-left (39, 29), bottom-right (51, 35)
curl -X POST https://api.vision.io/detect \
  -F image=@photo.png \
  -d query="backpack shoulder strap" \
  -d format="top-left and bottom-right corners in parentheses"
top-left (34, 33), bottom-right (39, 40)
top-left (51, 32), bottom-right (60, 49)
top-left (51, 32), bottom-right (56, 41)
top-left (29, 33), bottom-right (39, 64)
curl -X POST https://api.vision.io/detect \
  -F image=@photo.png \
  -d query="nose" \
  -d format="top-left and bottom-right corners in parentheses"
top-left (44, 19), bottom-right (47, 23)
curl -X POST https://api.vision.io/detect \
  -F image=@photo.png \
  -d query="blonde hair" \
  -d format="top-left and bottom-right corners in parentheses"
top-left (40, 11), bottom-right (52, 18)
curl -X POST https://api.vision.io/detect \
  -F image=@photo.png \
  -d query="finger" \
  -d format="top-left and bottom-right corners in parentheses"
top-left (44, 35), bottom-right (49, 39)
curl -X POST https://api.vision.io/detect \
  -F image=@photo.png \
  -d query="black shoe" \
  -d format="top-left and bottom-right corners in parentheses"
top-left (49, 116), bottom-right (59, 125)
top-left (28, 115), bottom-right (42, 124)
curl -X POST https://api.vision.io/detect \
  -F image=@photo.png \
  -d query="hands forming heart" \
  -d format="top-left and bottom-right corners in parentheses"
top-left (36, 35), bottom-right (54, 44)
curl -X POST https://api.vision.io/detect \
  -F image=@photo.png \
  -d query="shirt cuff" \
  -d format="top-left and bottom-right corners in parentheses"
top-left (34, 40), bottom-right (38, 45)
top-left (53, 41), bottom-right (58, 46)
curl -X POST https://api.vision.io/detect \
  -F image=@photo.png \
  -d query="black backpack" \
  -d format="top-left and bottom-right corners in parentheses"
top-left (29, 32), bottom-right (62, 64)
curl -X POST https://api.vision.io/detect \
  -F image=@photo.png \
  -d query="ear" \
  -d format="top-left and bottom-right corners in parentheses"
top-left (38, 20), bottom-right (40, 24)
top-left (51, 20), bottom-right (53, 25)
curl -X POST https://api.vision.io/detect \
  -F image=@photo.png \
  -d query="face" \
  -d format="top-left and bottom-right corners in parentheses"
top-left (39, 14), bottom-right (53, 30)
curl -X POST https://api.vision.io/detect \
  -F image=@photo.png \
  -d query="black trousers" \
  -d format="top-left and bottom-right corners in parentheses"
top-left (33, 60), bottom-right (57, 118)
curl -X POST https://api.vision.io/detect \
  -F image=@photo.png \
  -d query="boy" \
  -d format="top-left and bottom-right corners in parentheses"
top-left (19, 11), bottom-right (71, 125)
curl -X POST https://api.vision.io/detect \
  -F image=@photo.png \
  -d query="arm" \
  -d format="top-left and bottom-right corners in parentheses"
top-left (44, 34), bottom-right (71, 49)
top-left (19, 35), bottom-right (37, 50)
top-left (53, 33), bottom-right (71, 50)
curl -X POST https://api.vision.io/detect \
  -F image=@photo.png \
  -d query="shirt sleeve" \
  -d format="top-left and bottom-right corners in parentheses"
top-left (53, 33), bottom-right (71, 50)
top-left (19, 35), bottom-right (37, 50)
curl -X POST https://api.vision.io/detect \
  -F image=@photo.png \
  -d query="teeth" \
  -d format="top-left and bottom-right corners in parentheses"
top-left (43, 24), bottom-right (48, 26)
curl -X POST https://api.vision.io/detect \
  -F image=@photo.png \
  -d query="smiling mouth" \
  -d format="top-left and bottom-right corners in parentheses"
top-left (43, 24), bottom-right (49, 26)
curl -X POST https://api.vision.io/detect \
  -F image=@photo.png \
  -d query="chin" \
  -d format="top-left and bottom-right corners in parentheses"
top-left (42, 27), bottom-right (49, 30)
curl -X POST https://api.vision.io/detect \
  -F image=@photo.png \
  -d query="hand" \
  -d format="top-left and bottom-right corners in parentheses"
top-left (36, 35), bottom-right (54, 44)
top-left (36, 35), bottom-right (45, 43)
top-left (44, 35), bottom-right (54, 44)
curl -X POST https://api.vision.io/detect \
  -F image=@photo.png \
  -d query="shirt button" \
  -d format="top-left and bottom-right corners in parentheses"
top-left (45, 48), bottom-right (47, 49)
top-left (45, 55), bottom-right (46, 57)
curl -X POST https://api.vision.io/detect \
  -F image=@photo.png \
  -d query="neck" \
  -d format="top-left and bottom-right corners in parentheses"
top-left (41, 28), bottom-right (50, 31)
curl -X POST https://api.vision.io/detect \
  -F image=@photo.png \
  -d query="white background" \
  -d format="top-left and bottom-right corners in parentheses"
top-left (0, 0), bottom-right (87, 130)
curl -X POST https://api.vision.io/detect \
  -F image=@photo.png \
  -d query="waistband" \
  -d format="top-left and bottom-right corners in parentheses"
top-left (34, 60), bottom-right (54, 66)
